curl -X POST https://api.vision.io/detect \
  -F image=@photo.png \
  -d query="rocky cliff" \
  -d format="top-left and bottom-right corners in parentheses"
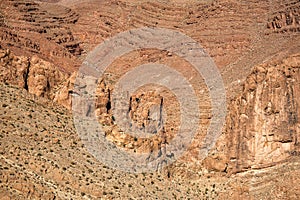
top-left (0, 0), bottom-right (300, 199)
top-left (0, 48), bottom-right (74, 103)
top-left (203, 54), bottom-right (300, 174)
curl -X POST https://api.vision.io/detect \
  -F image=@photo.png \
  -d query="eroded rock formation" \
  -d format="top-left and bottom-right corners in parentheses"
top-left (0, 48), bottom-right (68, 100)
top-left (206, 54), bottom-right (300, 173)
top-left (0, 0), bottom-right (300, 199)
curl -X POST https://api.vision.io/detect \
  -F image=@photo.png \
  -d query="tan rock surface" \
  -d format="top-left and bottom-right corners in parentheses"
top-left (203, 54), bottom-right (300, 175)
top-left (0, 48), bottom-right (68, 100)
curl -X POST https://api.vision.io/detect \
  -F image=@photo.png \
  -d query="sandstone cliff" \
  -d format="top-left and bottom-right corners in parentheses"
top-left (204, 54), bottom-right (300, 174)
top-left (0, 48), bottom-right (72, 103)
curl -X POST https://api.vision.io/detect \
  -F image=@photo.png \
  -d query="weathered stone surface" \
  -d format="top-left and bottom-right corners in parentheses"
top-left (0, 49), bottom-right (29, 88)
top-left (267, 0), bottom-right (300, 34)
top-left (0, 48), bottom-right (67, 101)
top-left (0, 0), bottom-right (300, 199)
top-left (0, 0), bottom-right (81, 72)
top-left (28, 55), bottom-right (66, 98)
top-left (53, 71), bottom-right (77, 109)
top-left (205, 54), bottom-right (300, 173)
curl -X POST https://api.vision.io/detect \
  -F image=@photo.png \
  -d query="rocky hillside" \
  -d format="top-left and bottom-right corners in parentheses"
top-left (0, 0), bottom-right (300, 199)
top-left (0, 83), bottom-right (228, 199)
top-left (1, 83), bottom-right (299, 199)
top-left (0, 0), bottom-right (81, 73)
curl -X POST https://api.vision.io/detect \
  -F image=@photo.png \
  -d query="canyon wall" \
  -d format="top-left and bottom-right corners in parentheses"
top-left (205, 54), bottom-right (300, 173)
top-left (0, 0), bottom-right (299, 177)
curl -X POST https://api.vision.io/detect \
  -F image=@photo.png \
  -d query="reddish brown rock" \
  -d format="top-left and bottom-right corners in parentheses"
top-left (28, 55), bottom-right (66, 99)
top-left (53, 71), bottom-right (77, 109)
top-left (0, 0), bottom-right (300, 199)
top-left (211, 54), bottom-right (300, 173)
top-left (0, 48), bottom-right (68, 102)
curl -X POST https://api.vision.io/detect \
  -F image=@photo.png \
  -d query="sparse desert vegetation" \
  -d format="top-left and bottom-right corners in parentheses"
top-left (0, 0), bottom-right (300, 199)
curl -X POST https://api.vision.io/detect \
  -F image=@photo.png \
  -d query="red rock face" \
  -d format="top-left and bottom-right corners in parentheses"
top-left (0, 48), bottom-right (67, 100)
top-left (0, 49), bottom-right (29, 89)
top-left (0, 0), bottom-right (300, 199)
top-left (206, 54), bottom-right (300, 173)
top-left (0, 0), bottom-right (299, 165)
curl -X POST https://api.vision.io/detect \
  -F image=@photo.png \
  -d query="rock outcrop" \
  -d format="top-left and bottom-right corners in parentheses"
top-left (0, 0), bottom-right (300, 199)
top-left (0, 0), bottom-right (299, 177)
top-left (206, 54), bottom-right (300, 173)
top-left (0, 48), bottom-right (68, 101)
top-left (94, 80), bottom-right (169, 156)
top-left (53, 71), bottom-right (76, 109)
top-left (0, 49), bottom-right (30, 89)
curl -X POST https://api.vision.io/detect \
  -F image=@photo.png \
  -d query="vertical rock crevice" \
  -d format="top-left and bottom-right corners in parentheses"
top-left (23, 60), bottom-right (30, 91)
